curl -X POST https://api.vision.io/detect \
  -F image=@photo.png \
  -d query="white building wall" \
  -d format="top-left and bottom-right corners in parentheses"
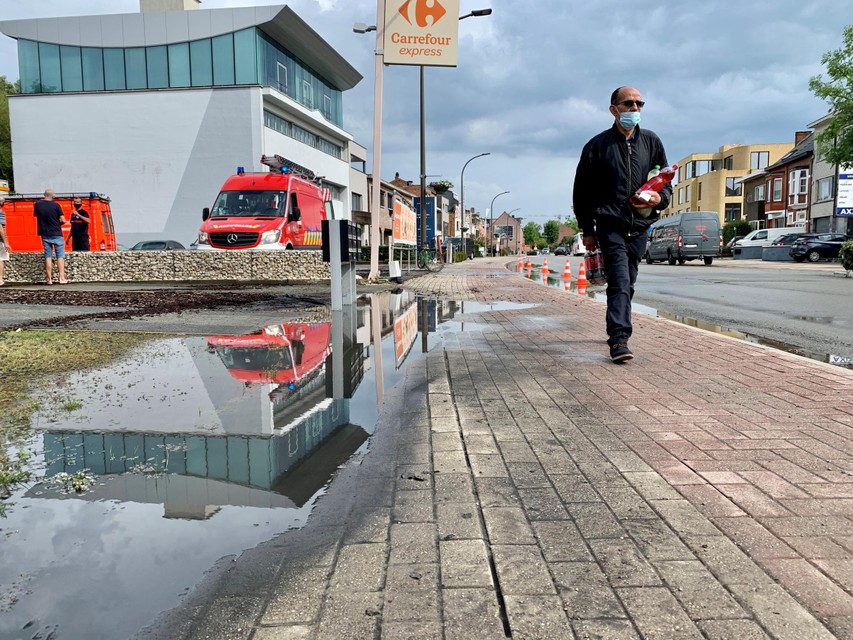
top-left (10, 86), bottom-right (262, 246)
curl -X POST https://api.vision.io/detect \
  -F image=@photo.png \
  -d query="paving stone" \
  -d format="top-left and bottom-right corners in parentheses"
top-left (727, 581), bottom-right (837, 640)
top-left (253, 625), bottom-right (317, 640)
top-left (389, 522), bottom-right (438, 565)
top-left (551, 475), bottom-right (602, 503)
top-left (437, 502), bottom-right (484, 540)
top-left (503, 595), bottom-right (575, 639)
top-left (383, 588), bottom-right (440, 621)
top-left (384, 563), bottom-right (439, 592)
top-left (467, 453), bottom-right (510, 478)
top-left (393, 488), bottom-right (434, 523)
top-left (588, 539), bottom-right (661, 588)
top-left (316, 591), bottom-right (382, 640)
top-left (654, 560), bottom-right (745, 620)
top-left (616, 587), bottom-right (704, 640)
top-left (648, 499), bottom-right (722, 537)
top-left (761, 558), bottom-right (853, 618)
top-left (380, 621), bottom-right (442, 640)
top-left (434, 472), bottom-right (476, 504)
top-left (262, 566), bottom-right (330, 625)
top-left (551, 561), bottom-right (628, 619)
top-left (712, 518), bottom-right (799, 561)
top-left (482, 507), bottom-right (536, 544)
top-left (570, 618), bottom-right (641, 640)
top-left (439, 539), bottom-right (494, 588)
top-left (532, 520), bottom-right (593, 562)
top-left (507, 462), bottom-right (553, 488)
top-left (595, 486), bottom-right (658, 519)
top-left (622, 519), bottom-right (695, 562)
top-left (463, 433), bottom-right (500, 454)
top-left (623, 471), bottom-right (683, 501)
top-left (432, 431), bottom-right (465, 452)
top-left (433, 449), bottom-right (469, 474)
top-left (565, 502), bottom-right (626, 539)
top-left (492, 544), bottom-right (556, 595)
top-left (474, 476), bottom-right (521, 508)
top-left (441, 588), bottom-right (506, 640)
top-left (696, 619), bottom-right (770, 640)
top-left (329, 543), bottom-right (387, 591)
top-left (342, 507), bottom-right (392, 544)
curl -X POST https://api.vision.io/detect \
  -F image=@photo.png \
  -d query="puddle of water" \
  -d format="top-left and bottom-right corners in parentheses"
top-left (519, 263), bottom-right (853, 369)
top-left (0, 291), bottom-right (435, 640)
top-left (436, 300), bottom-right (538, 333)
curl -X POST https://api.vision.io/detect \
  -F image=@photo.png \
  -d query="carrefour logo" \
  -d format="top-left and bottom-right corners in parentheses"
top-left (398, 0), bottom-right (446, 27)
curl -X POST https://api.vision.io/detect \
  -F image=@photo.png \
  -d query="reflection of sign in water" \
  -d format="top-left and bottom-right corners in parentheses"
top-left (837, 166), bottom-right (853, 217)
top-left (393, 199), bottom-right (417, 245)
top-left (830, 354), bottom-right (853, 365)
top-left (394, 303), bottom-right (419, 368)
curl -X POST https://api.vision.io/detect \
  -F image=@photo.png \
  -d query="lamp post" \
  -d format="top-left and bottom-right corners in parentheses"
top-left (489, 190), bottom-right (509, 256)
top-left (353, 15), bottom-right (383, 281)
top-left (459, 152), bottom-right (490, 255)
top-left (419, 9), bottom-right (492, 254)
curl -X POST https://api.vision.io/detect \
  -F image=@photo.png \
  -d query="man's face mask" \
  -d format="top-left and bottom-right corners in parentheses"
top-left (619, 111), bottom-right (641, 130)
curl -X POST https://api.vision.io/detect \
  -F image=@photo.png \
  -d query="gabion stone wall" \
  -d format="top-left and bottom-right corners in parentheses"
top-left (2, 250), bottom-right (331, 283)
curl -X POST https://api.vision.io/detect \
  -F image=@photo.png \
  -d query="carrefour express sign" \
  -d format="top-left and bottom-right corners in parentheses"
top-left (384, 0), bottom-right (460, 67)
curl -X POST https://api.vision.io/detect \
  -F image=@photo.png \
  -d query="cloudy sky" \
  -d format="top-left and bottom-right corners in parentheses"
top-left (0, 0), bottom-right (848, 224)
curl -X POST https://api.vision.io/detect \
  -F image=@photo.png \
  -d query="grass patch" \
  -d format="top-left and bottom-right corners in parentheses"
top-left (0, 330), bottom-right (154, 504)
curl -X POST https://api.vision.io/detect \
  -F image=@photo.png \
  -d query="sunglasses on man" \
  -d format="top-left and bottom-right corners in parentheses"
top-left (616, 100), bottom-right (645, 108)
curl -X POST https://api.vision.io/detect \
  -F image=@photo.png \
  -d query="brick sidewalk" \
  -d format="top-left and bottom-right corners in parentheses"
top-left (170, 258), bottom-right (852, 640)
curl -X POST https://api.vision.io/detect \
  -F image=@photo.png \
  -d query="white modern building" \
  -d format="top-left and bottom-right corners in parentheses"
top-left (0, 1), bottom-right (362, 246)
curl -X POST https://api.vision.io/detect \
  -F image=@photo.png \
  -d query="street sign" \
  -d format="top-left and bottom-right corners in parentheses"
top-left (837, 166), bottom-right (853, 217)
top-left (383, 0), bottom-right (460, 67)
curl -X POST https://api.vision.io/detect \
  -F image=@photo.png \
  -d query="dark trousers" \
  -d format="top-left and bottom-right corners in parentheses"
top-left (598, 227), bottom-right (648, 346)
top-left (72, 235), bottom-right (90, 251)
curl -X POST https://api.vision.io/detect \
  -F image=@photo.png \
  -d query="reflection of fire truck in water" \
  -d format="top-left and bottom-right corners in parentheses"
top-left (206, 323), bottom-right (331, 386)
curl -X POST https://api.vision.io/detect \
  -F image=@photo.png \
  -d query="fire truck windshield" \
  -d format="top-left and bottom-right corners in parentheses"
top-left (211, 190), bottom-right (286, 218)
top-left (217, 346), bottom-right (293, 371)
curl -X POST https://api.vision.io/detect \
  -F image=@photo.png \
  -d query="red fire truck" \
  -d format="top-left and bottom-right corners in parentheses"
top-left (196, 155), bottom-right (333, 251)
top-left (206, 322), bottom-right (332, 386)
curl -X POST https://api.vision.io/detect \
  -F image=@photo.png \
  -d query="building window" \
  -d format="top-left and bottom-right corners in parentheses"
top-left (276, 62), bottom-right (288, 92)
top-left (125, 47), bottom-right (147, 89)
top-left (724, 203), bottom-right (742, 222)
top-left (146, 45), bottom-right (168, 89)
top-left (773, 178), bottom-right (782, 201)
top-left (816, 176), bottom-right (834, 201)
top-left (755, 184), bottom-right (765, 201)
top-left (19, 40), bottom-right (41, 93)
top-left (725, 177), bottom-right (742, 197)
top-left (190, 39), bottom-right (213, 86)
top-left (685, 163), bottom-right (694, 179)
top-left (60, 45), bottom-right (83, 92)
top-left (233, 28), bottom-right (257, 84)
top-left (82, 47), bottom-right (105, 91)
top-left (167, 43), bottom-right (191, 87)
top-left (103, 48), bottom-right (126, 89)
top-left (212, 33), bottom-right (235, 85)
top-left (698, 182), bottom-right (702, 200)
top-left (751, 151), bottom-right (769, 170)
top-left (38, 42), bottom-right (61, 93)
top-left (352, 193), bottom-right (363, 212)
top-left (263, 110), bottom-right (343, 159)
top-left (678, 187), bottom-right (683, 205)
top-left (723, 155), bottom-right (733, 170)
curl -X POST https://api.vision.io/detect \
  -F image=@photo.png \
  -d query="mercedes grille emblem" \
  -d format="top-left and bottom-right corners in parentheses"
top-left (227, 234), bottom-right (239, 244)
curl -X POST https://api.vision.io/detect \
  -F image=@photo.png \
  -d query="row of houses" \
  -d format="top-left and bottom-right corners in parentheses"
top-left (663, 115), bottom-right (852, 235)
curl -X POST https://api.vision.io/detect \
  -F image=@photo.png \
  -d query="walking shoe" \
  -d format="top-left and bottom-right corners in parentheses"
top-left (610, 343), bottom-right (633, 363)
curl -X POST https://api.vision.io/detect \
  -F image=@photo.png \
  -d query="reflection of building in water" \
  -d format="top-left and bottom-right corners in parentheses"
top-left (37, 397), bottom-right (367, 517)
top-left (31, 317), bottom-right (370, 519)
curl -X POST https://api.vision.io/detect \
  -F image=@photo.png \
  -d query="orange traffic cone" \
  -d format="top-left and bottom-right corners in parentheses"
top-left (577, 281), bottom-right (587, 296)
top-left (576, 259), bottom-right (588, 286)
top-left (564, 279), bottom-right (571, 292)
top-left (562, 258), bottom-right (572, 279)
top-left (526, 256), bottom-right (532, 269)
top-left (517, 255), bottom-right (523, 271)
top-left (542, 257), bottom-right (549, 274)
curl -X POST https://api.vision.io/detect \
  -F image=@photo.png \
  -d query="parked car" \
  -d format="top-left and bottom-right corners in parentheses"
top-left (553, 246), bottom-right (568, 256)
top-left (789, 233), bottom-right (852, 262)
top-left (770, 232), bottom-right (807, 247)
top-left (646, 211), bottom-right (722, 265)
top-left (735, 227), bottom-right (803, 248)
top-left (725, 235), bottom-right (744, 250)
top-left (128, 240), bottom-right (186, 251)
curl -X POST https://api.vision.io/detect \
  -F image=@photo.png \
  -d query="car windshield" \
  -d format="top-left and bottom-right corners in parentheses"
top-left (211, 190), bottom-right (286, 218)
top-left (216, 346), bottom-right (293, 372)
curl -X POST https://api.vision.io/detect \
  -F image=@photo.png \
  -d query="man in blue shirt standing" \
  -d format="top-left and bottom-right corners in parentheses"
top-left (34, 188), bottom-right (68, 285)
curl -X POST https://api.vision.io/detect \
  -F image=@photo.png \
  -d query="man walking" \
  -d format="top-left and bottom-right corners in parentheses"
top-left (573, 86), bottom-right (671, 362)
top-left (34, 188), bottom-right (68, 284)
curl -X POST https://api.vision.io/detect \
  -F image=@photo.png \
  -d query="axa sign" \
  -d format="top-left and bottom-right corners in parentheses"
top-left (383, 0), bottom-right (460, 67)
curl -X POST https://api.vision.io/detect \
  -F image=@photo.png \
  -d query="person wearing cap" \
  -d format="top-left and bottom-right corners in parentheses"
top-left (573, 86), bottom-right (671, 363)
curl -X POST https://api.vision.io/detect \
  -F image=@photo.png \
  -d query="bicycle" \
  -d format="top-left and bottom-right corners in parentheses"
top-left (416, 244), bottom-right (445, 272)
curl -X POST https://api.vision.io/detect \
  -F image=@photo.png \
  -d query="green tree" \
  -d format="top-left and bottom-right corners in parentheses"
top-left (523, 222), bottom-right (542, 247)
top-left (0, 76), bottom-right (20, 191)
top-left (809, 25), bottom-right (853, 167)
top-left (543, 220), bottom-right (560, 245)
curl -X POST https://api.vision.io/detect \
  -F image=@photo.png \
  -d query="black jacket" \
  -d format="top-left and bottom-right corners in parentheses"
top-left (573, 124), bottom-right (671, 236)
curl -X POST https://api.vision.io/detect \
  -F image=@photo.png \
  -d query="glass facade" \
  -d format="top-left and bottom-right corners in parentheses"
top-left (263, 110), bottom-right (342, 159)
top-left (16, 26), bottom-right (343, 127)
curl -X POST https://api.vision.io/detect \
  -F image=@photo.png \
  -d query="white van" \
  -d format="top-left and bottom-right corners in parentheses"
top-left (570, 234), bottom-right (587, 256)
top-left (736, 227), bottom-right (804, 248)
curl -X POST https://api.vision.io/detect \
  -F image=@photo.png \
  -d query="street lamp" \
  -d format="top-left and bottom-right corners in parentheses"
top-left (354, 13), bottom-right (383, 281)
top-left (459, 152), bottom-right (490, 254)
top-left (489, 190), bottom-right (509, 256)
top-left (419, 9), bottom-right (492, 255)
